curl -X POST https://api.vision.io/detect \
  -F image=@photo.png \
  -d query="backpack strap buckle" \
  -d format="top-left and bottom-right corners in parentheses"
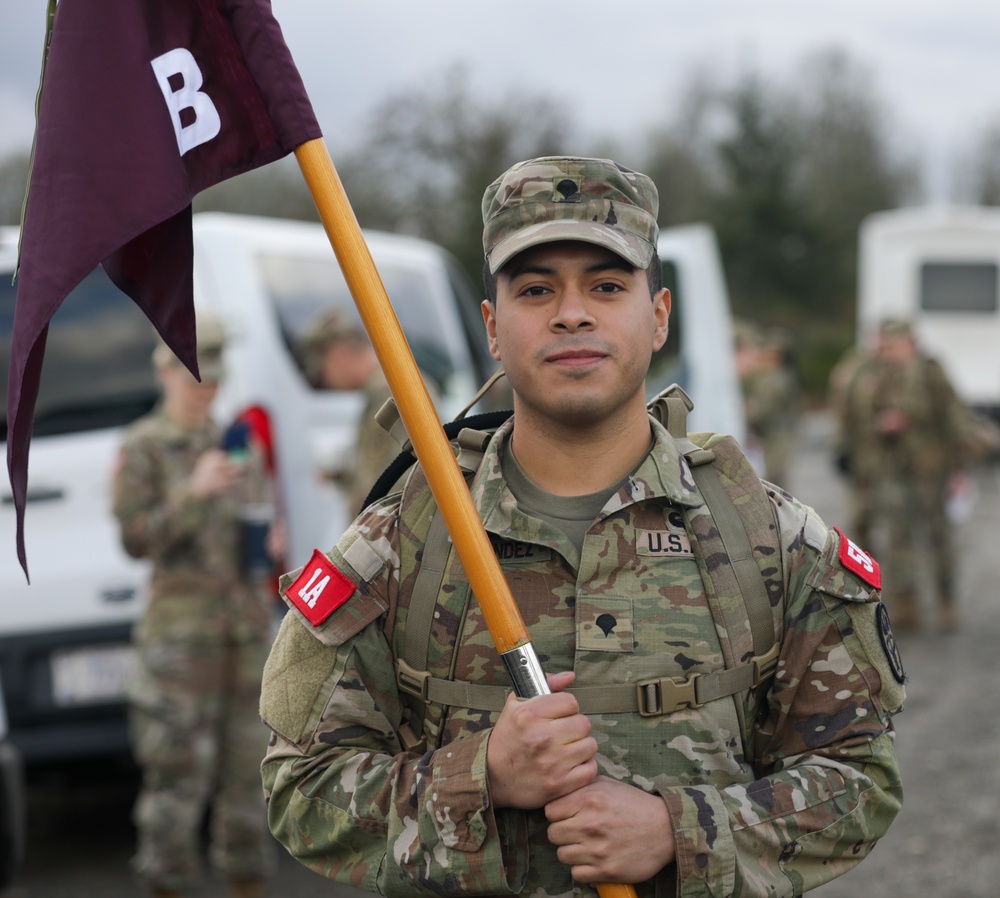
top-left (396, 658), bottom-right (430, 701)
top-left (751, 643), bottom-right (780, 688)
top-left (636, 673), bottom-right (701, 717)
top-left (397, 722), bottom-right (427, 754)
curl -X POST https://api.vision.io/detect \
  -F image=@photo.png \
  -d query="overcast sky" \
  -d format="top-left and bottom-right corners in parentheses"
top-left (3, 2), bottom-right (1000, 200)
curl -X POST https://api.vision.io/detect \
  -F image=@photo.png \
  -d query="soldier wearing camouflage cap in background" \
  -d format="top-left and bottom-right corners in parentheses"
top-left (835, 317), bottom-right (982, 631)
top-left (260, 157), bottom-right (903, 897)
top-left (298, 307), bottom-right (441, 514)
top-left (737, 324), bottom-right (802, 489)
top-left (113, 315), bottom-right (279, 898)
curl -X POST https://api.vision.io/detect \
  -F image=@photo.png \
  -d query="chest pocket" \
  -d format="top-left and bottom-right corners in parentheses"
top-left (577, 596), bottom-right (633, 653)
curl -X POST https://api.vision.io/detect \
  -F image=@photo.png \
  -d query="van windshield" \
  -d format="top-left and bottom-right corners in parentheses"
top-left (0, 268), bottom-right (159, 441)
top-left (256, 251), bottom-right (466, 392)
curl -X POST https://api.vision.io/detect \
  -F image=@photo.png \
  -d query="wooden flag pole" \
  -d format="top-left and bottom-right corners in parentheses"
top-left (294, 138), bottom-right (638, 898)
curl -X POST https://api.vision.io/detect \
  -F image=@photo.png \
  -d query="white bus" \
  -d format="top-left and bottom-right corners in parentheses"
top-left (858, 205), bottom-right (1000, 417)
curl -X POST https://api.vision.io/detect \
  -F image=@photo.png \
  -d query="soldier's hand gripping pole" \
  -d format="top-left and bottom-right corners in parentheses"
top-left (293, 138), bottom-right (639, 898)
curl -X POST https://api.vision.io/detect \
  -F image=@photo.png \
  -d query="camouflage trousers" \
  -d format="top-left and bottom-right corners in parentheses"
top-left (849, 471), bottom-right (954, 609)
top-left (127, 634), bottom-right (275, 890)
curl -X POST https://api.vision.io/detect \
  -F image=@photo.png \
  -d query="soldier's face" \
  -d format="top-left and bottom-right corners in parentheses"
top-left (878, 333), bottom-right (916, 365)
top-left (159, 362), bottom-right (220, 424)
top-left (482, 242), bottom-right (670, 429)
top-left (320, 340), bottom-right (378, 391)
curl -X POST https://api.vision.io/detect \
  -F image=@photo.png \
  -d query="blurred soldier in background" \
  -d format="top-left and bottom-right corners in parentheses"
top-left (828, 340), bottom-right (872, 486)
top-left (300, 308), bottom-right (436, 514)
top-left (735, 321), bottom-right (801, 489)
top-left (835, 318), bottom-right (976, 631)
top-left (112, 317), bottom-right (278, 898)
top-left (744, 327), bottom-right (801, 489)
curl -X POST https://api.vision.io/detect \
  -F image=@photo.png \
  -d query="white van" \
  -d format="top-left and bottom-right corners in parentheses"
top-left (0, 214), bottom-right (743, 767)
top-left (0, 226), bottom-right (159, 765)
top-left (0, 219), bottom-right (494, 766)
top-left (652, 223), bottom-right (746, 443)
top-left (858, 205), bottom-right (1000, 417)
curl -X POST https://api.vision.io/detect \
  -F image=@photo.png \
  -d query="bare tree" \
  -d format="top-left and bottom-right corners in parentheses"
top-left (335, 64), bottom-right (576, 280)
top-left (786, 48), bottom-right (920, 309)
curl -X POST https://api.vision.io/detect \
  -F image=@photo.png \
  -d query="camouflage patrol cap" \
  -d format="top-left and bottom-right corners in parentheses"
top-left (299, 308), bottom-right (370, 387)
top-left (732, 318), bottom-right (765, 350)
top-left (879, 317), bottom-right (913, 337)
top-left (481, 156), bottom-right (659, 274)
top-left (301, 308), bottom-right (366, 350)
top-left (152, 311), bottom-right (226, 382)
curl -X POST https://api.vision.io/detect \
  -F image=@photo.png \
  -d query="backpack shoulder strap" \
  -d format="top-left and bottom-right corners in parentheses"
top-left (653, 387), bottom-right (780, 664)
top-left (651, 386), bottom-right (785, 764)
top-left (392, 423), bottom-right (499, 752)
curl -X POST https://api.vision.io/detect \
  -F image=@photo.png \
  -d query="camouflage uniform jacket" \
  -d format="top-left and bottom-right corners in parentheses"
top-left (837, 352), bottom-right (967, 481)
top-left (743, 367), bottom-right (799, 441)
top-left (112, 405), bottom-right (273, 645)
top-left (260, 416), bottom-right (904, 898)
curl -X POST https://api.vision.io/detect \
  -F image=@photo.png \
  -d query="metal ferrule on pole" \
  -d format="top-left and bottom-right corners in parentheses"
top-left (501, 644), bottom-right (550, 699)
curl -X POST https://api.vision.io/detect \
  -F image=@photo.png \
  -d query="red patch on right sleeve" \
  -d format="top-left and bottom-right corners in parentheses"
top-left (284, 549), bottom-right (356, 626)
top-left (834, 527), bottom-right (882, 589)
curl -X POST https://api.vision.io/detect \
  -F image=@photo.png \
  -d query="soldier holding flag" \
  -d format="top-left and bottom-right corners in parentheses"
top-left (258, 157), bottom-right (905, 897)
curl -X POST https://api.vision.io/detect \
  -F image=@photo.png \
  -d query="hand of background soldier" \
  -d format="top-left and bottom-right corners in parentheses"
top-left (875, 407), bottom-right (907, 436)
top-left (545, 775), bottom-right (675, 884)
top-left (188, 448), bottom-right (245, 498)
top-left (486, 671), bottom-right (598, 809)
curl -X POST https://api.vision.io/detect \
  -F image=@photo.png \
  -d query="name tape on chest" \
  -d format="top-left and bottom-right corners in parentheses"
top-left (490, 536), bottom-right (551, 565)
top-left (284, 548), bottom-right (356, 626)
top-left (834, 527), bottom-right (882, 589)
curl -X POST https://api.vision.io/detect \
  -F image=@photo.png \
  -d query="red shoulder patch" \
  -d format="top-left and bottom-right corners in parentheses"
top-left (284, 549), bottom-right (356, 626)
top-left (834, 527), bottom-right (882, 589)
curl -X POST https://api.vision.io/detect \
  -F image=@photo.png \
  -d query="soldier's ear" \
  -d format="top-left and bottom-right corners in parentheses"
top-left (482, 300), bottom-right (501, 361)
top-left (652, 288), bottom-right (670, 351)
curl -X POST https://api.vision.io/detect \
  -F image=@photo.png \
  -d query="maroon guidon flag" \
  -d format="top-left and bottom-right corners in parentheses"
top-left (8, 0), bottom-right (322, 577)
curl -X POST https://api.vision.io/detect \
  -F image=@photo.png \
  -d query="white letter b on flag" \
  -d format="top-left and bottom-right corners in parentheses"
top-left (151, 48), bottom-right (221, 156)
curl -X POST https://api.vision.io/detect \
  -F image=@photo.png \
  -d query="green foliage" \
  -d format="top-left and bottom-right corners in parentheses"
top-left (709, 72), bottom-right (821, 321)
top-left (792, 322), bottom-right (857, 401)
top-left (960, 120), bottom-right (1000, 205)
top-left (639, 51), bottom-right (920, 396)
